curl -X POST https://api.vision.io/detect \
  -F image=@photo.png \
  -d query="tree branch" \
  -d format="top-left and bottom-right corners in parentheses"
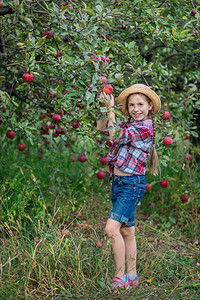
top-left (5, 86), bottom-right (54, 110)
top-left (0, 30), bottom-right (6, 53)
top-left (0, 7), bottom-right (15, 16)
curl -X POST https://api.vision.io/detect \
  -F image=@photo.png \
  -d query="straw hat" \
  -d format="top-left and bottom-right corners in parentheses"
top-left (117, 84), bottom-right (161, 115)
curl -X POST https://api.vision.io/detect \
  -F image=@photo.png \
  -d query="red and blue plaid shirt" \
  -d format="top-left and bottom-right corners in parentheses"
top-left (107, 119), bottom-right (153, 176)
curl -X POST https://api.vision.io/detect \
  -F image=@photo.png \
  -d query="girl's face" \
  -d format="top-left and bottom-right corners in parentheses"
top-left (127, 93), bottom-right (152, 121)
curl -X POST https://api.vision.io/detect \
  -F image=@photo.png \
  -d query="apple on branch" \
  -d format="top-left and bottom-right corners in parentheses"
top-left (78, 154), bottom-right (87, 162)
top-left (18, 143), bottom-right (26, 151)
top-left (163, 137), bottom-right (173, 146)
top-left (103, 84), bottom-right (113, 95)
top-left (146, 184), bottom-right (152, 191)
top-left (6, 130), bottom-right (15, 139)
top-left (52, 114), bottom-right (61, 123)
top-left (96, 170), bottom-right (106, 180)
top-left (160, 180), bottom-right (169, 188)
top-left (22, 73), bottom-right (33, 82)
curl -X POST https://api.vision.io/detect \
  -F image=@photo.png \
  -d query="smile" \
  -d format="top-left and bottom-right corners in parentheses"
top-left (133, 113), bottom-right (142, 117)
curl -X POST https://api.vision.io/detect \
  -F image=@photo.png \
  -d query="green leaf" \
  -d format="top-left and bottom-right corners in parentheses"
top-left (96, 5), bottom-right (102, 14)
top-left (169, 216), bottom-right (176, 224)
top-left (20, 16), bottom-right (33, 27)
top-left (165, 222), bottom-right (171, 228)
top-left (191, 131), bottom-right (199, 138)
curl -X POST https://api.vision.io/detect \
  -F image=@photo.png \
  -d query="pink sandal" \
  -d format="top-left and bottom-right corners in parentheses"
top-left (111, 276), bottom-right (129, 294)
top-left (128, 275), bottom-right (139, 287)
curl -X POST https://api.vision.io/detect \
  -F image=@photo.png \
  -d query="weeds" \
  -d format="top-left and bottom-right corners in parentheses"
top-left (0, 138), bottom-right (199, 299)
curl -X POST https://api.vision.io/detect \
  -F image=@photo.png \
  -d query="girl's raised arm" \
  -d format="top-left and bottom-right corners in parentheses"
top-left (99, 92), bottom-right (116, 141)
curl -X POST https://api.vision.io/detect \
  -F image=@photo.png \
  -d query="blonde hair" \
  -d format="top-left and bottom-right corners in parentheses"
top-left (127, 93), bottom-right (160, 176)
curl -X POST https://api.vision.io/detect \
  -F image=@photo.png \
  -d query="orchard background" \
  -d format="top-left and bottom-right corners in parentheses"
top-left (0, 0), bottom-right (200, 299)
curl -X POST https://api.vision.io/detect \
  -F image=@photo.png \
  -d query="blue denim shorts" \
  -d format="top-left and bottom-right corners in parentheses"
top-left (109, 174), bottom-right (146, 227)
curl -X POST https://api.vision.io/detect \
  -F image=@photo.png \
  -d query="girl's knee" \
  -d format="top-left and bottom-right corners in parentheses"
top-left (105, 220), bottom-right (121, 238)
top-left (121, 226), bottom-right (135, 238)
top-left (105, 224), bottom-right (115, 237)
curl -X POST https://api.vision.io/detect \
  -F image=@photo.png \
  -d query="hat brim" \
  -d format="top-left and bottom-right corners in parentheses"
top-left (117, 84), bottom-right (161, 115)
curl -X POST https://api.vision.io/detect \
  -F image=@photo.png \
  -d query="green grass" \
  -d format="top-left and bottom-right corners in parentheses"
top-left (0, 192), bottom-right (199, 299)
top-left (0, 138), bottom-right (199, 299)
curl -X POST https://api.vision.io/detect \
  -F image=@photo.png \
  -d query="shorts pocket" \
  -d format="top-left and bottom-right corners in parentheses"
top-left (133, 187), bottom-right (145, 208)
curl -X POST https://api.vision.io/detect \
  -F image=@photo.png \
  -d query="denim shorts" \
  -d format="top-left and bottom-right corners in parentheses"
top-left (108, 174), bottom-right (146, 227)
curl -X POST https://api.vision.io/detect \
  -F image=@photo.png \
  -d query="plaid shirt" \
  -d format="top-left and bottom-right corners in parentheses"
top-left (107, 119), bottom-right (153, 175)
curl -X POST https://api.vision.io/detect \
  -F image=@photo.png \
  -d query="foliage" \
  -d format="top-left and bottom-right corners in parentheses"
top-left (0, 0), bottom-right (200, 152)
top-left (0, 1), bottom-right (200, 298)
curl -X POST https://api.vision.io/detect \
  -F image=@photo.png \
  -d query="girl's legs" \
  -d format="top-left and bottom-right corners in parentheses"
top-left (120, 226), bottom-right (137, 275)
top-left (105, 218), bottom-right (125, 276)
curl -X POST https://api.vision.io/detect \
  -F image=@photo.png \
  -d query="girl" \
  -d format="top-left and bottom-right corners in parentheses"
top-left (98, 84), bottom-right (161, 293)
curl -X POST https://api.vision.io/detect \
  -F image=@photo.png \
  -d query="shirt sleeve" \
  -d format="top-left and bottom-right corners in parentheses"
top-left (115, 122), bottom-right (153, 152)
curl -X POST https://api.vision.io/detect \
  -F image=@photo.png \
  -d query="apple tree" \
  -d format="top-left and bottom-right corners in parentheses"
top-left (0, 0), bottom-right (199, 170)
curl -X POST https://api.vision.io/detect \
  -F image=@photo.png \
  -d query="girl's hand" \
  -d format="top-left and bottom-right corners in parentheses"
top-left (99, 91), bottom-right (114, 110)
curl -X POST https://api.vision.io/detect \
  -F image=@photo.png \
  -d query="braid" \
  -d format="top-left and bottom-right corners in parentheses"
top-left (150, 110), bottom-right (160, 176)
top-left (152, 112), bottom-right (156, 146)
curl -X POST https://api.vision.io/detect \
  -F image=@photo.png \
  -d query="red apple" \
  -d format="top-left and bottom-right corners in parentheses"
top-left (101, 76), bottom-right (107, 84)
top-left (181, 194), bottom-right (189, 203)
top-left (91, 55), bottom-right (99, 61)
top-left (184, 135), bottom-right (190, 140)
top-left (100, 156), bottom-right (108, 165)
top-left (6, 130), bottom-right (15, 139)
top-left (106, 139), bottom-right (113, 147)
top-left (96, 137), bottom-right (103, 144)
top-left (184, 153), bottom-right (193, 161)
top-left (22, 73), bottom-right (33, 82)
top-left (52, 113), bottom-right (61, 123)
top-left (78, 154), bottom-right (87, 162)
top-left (56, 109), bottom-right (64, 117)
top-left (105, 57), bottom-right (110, 63)
top-left (103, 84), bottom-right (113, 95)
top-left (56, 127), bottom-right (62, 134)
top-left (72, 120), bottom-right (80, 128)
top-left (70, 155), bottom-right (76, 162)
top-left (101, 56), bottom-right (106, 62)
top-left (0, 2), bottom-right (3, 7)
top-left (40, 113), bottom-right (46, 120)
top-left (53, 132), bottom-right (59, 137)
top-left (49, 123), bottom-right (55, 129)
top-left (163, 137), bottom-right (173, 146)
top-left (96, 170), bottom-right (106, 180)
top-left (56, 50), bottom-right (62, 57)
top-left (17, 143), bottom-right (26, 151)
top-left (46, 110), bottom-right (52, 117)
top-left (146, 184), bottom-right (152, 191)
top-left (162, 111), bottom-right (170, 120)
top-left (41, 124), bottom-right (49, 131)
top-left (160, 180), bottom-right (169, 188)
top-left (43, 30), bottom-right (53, 39)
top-left (191, 9), bottom-right (197, 16)
top-left (91, 55), bottom-right (99, 66)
